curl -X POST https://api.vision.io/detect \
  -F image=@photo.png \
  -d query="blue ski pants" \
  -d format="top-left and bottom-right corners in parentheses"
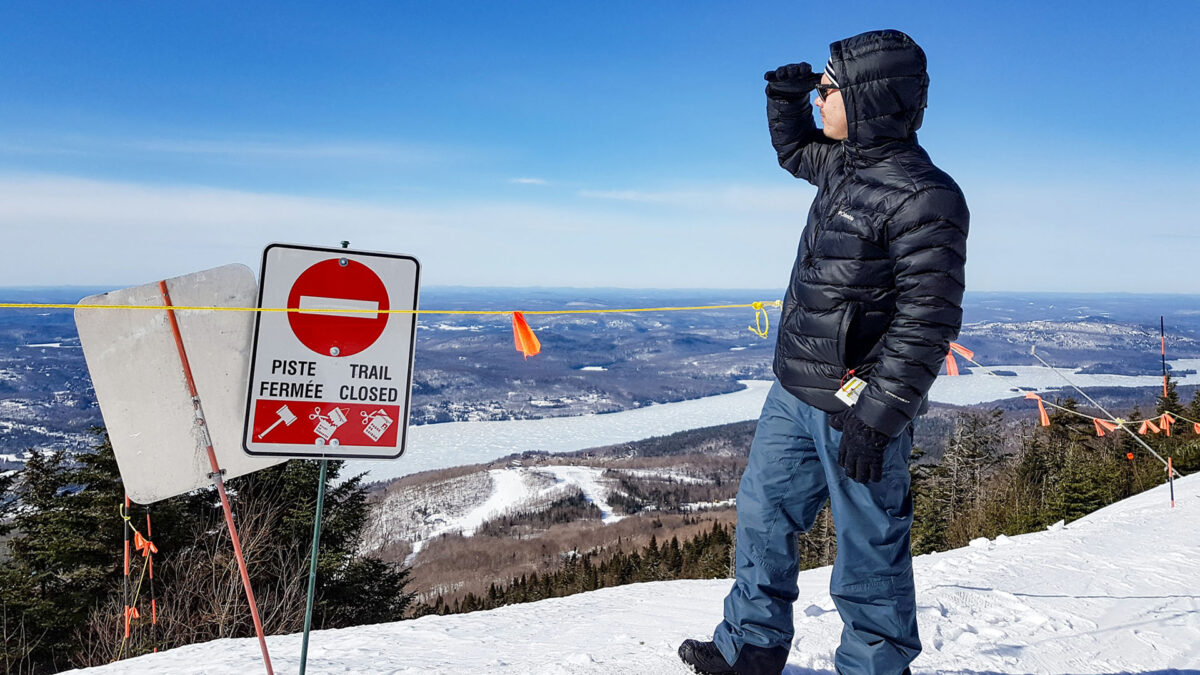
top-left (712, 381), bottom-right (921, 675)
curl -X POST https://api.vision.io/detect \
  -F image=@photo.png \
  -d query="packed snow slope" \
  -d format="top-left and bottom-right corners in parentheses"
top-left (69, 474), bottom-right (1199, 674)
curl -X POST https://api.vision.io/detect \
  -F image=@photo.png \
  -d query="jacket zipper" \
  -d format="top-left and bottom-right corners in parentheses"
top-left (805, 147), bottom-right (853, 269)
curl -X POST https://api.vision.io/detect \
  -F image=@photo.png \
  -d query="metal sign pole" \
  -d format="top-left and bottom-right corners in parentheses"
top-left (299, 241), bottom-right (346, 675)
top-left (158, 280), bottom-right (275, 675)
top-left (298, 459), bottom-right (327, 675)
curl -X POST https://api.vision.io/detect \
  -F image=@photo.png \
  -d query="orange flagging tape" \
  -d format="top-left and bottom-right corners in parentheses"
top-left (1024, 392), bottom-right (1050, 427)
top-left (512, 312), bottom-right (541, 359)
top-left (124, 606), bottom-right (139, 637)
top-left (1139, 419), bottom-right (1161, 435)
top-left (134, 531), bottom-right (157, 557)
top-left (949, 342), bottom-right (975, 360)
top-left (1160, 413), bottom-right (1175, 437)
top-left (945, 352), bottom-right (959, 376)
top-left (1094, 418), bottom-right (1117, 436)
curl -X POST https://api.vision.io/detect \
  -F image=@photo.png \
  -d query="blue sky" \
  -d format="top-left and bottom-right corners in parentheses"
top-left (0, 2), bottom-right (1197, 292)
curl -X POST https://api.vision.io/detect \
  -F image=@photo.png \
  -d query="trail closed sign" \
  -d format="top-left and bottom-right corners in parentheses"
top-left (243, 243), bottom-right (420, 460)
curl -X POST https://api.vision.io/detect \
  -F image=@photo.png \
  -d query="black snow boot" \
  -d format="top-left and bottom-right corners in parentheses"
top-left (677, 639), bottom-right (735, 674)
top-left (678, 639), bottom-right (790, 675)
top-left (729, 643), bottom-right (789, 675)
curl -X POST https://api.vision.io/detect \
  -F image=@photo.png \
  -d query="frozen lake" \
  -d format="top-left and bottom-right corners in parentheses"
top-left (930, 358), bottom-right (1200, 407)
top-left (347, 359), bottom-right (1200, 484)
top-left (346, 379), bottom-right (774, 484)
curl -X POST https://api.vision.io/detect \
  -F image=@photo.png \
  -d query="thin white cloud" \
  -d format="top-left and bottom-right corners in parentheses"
top-left (0, 172), bottom-right (1194, 293)
top-left (0, 173), bottom-right (797, 289)
top-left (0, 134), bottom-right (463, 165)
top-left (578, 185), bottom-right (813, 214)
top-left (510, 177), bottom-right (548, 185)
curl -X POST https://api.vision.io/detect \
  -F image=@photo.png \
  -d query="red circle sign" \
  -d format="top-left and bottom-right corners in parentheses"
top-left (287, 258), bottom-right (390, 357)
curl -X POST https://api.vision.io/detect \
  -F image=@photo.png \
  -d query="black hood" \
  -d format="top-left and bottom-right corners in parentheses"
top-left (827, 30), bottom-right (929, 162)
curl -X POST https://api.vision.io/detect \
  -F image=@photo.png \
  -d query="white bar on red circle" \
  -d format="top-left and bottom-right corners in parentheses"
top-left (298, 295), bottom-right (380, 319)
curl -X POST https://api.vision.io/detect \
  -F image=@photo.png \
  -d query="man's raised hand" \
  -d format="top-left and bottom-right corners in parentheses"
top-left (764, 62), bottom-right (821, 98)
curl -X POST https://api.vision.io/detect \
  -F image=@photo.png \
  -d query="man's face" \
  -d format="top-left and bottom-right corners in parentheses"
top-left (815, 73), bottom-right (848, 141)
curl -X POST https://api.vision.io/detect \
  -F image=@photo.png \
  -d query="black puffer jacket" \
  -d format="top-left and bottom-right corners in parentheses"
top-left (768, 30), bottom-right (969, 438)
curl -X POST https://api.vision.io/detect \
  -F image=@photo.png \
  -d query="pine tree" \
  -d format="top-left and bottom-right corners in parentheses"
top-left (0, 432), bottom-right (414, 672)
top-left (1156, 372), bottom-right (1185, 417)
top-left (0, 467), bottom-right (16, 537)
top-left (914, 409), bottom-right (1004, 550)
top-left (224, 460), bottom-right (415, 630)
top-left (909, 446), bottom-right (945, 555)
top-left (0, 435), bottom-right (163, 672)
top-left (1053, 445), bottom-right (1110, 522)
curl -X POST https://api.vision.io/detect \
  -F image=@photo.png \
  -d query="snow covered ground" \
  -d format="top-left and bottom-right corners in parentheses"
top-left (67, 472), bottom-right (1199, 674)
top-left (536, 465), bottom-right (625, 524)
top-left (361, 465), bottom-right (626, 565)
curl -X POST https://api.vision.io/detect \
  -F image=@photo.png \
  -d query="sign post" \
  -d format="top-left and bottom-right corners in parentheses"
top-left (242, 243), bottom-right (419, 675)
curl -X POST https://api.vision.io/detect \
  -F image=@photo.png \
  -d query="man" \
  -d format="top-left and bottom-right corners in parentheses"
top-left (678, 29), bottom-right (968, 675)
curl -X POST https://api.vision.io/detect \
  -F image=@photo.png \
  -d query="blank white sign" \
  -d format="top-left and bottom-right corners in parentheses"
top-left (76, 264), bottom-right (286, 504)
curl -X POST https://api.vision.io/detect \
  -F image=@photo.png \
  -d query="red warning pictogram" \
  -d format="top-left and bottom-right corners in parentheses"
top-left (251, 399), bottom-right (401, 447)
top-left (287, 258), bottom-right (390, 358)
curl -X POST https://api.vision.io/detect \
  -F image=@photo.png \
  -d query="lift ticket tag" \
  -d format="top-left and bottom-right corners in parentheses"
top-left (835, 375), bottom-right (867, 407)
top-left (242, 243), bottom-right (420, 460)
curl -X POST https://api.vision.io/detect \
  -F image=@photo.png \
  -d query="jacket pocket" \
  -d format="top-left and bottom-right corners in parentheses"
top-left (779, 305), bottom-right (843, 368)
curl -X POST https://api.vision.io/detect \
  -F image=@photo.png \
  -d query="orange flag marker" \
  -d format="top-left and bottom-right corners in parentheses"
top-left (945, 352), bottom-right (959, 376)
top-left (1138, 419), bottom-right (1161, 435)
top-left (949, 342), bottom-right (975, 360)
top-left (1159, 413), bottom-right (1175, 436)
top-left (512, 312), bottom-right (541, 359)
top-left (134, 530), bottom-right (158, 557)
top-left (124, 605), bottom-right (140, 637)
top-left (1193, 422), bottom-right (1200, 435)
top-left (1024, 392), bottom-right (1050, 426)
top-left (1094, 418), bottom-right (1117, 437)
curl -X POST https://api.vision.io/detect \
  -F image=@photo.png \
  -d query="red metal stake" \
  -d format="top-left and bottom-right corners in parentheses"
top-left (123, 494), bottom-right (130, 640)
top-left (147, 513), bottom-right (157, 653)
top-left (158, 281), bottom-right (274, 675)
top-left (1169, 457), bottom-right (1175, 509)
top-left (1161, 317), bottom-right (1168, 398)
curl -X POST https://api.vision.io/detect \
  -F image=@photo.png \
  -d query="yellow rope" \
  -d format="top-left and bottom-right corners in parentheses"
top-left (747, 301), bottom-right (770, 339)
top-left (1, 301), bottom-right (781, 316)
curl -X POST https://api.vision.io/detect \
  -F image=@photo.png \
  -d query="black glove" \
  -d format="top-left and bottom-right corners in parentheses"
top-left (764, 62), bottom-right (821, 99)
top-left (831, 409), bottom-right (891, 484)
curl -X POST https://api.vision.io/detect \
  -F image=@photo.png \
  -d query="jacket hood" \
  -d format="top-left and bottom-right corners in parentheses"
top-left (827, 30), bottom-right (929, 161)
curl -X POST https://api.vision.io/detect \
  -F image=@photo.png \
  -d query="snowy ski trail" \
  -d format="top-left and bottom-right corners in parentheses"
top-left (67, 474), bottom-right (1200, 674)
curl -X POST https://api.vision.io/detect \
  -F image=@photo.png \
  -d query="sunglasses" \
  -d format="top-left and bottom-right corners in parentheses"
top-left (815, 83), bottom-right (840, 102)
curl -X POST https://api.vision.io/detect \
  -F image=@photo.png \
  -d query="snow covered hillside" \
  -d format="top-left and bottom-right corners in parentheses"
top-left (68, 474), bottom-right (1199, 674)
top-left (361, 464), bottom-right (629, 566)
